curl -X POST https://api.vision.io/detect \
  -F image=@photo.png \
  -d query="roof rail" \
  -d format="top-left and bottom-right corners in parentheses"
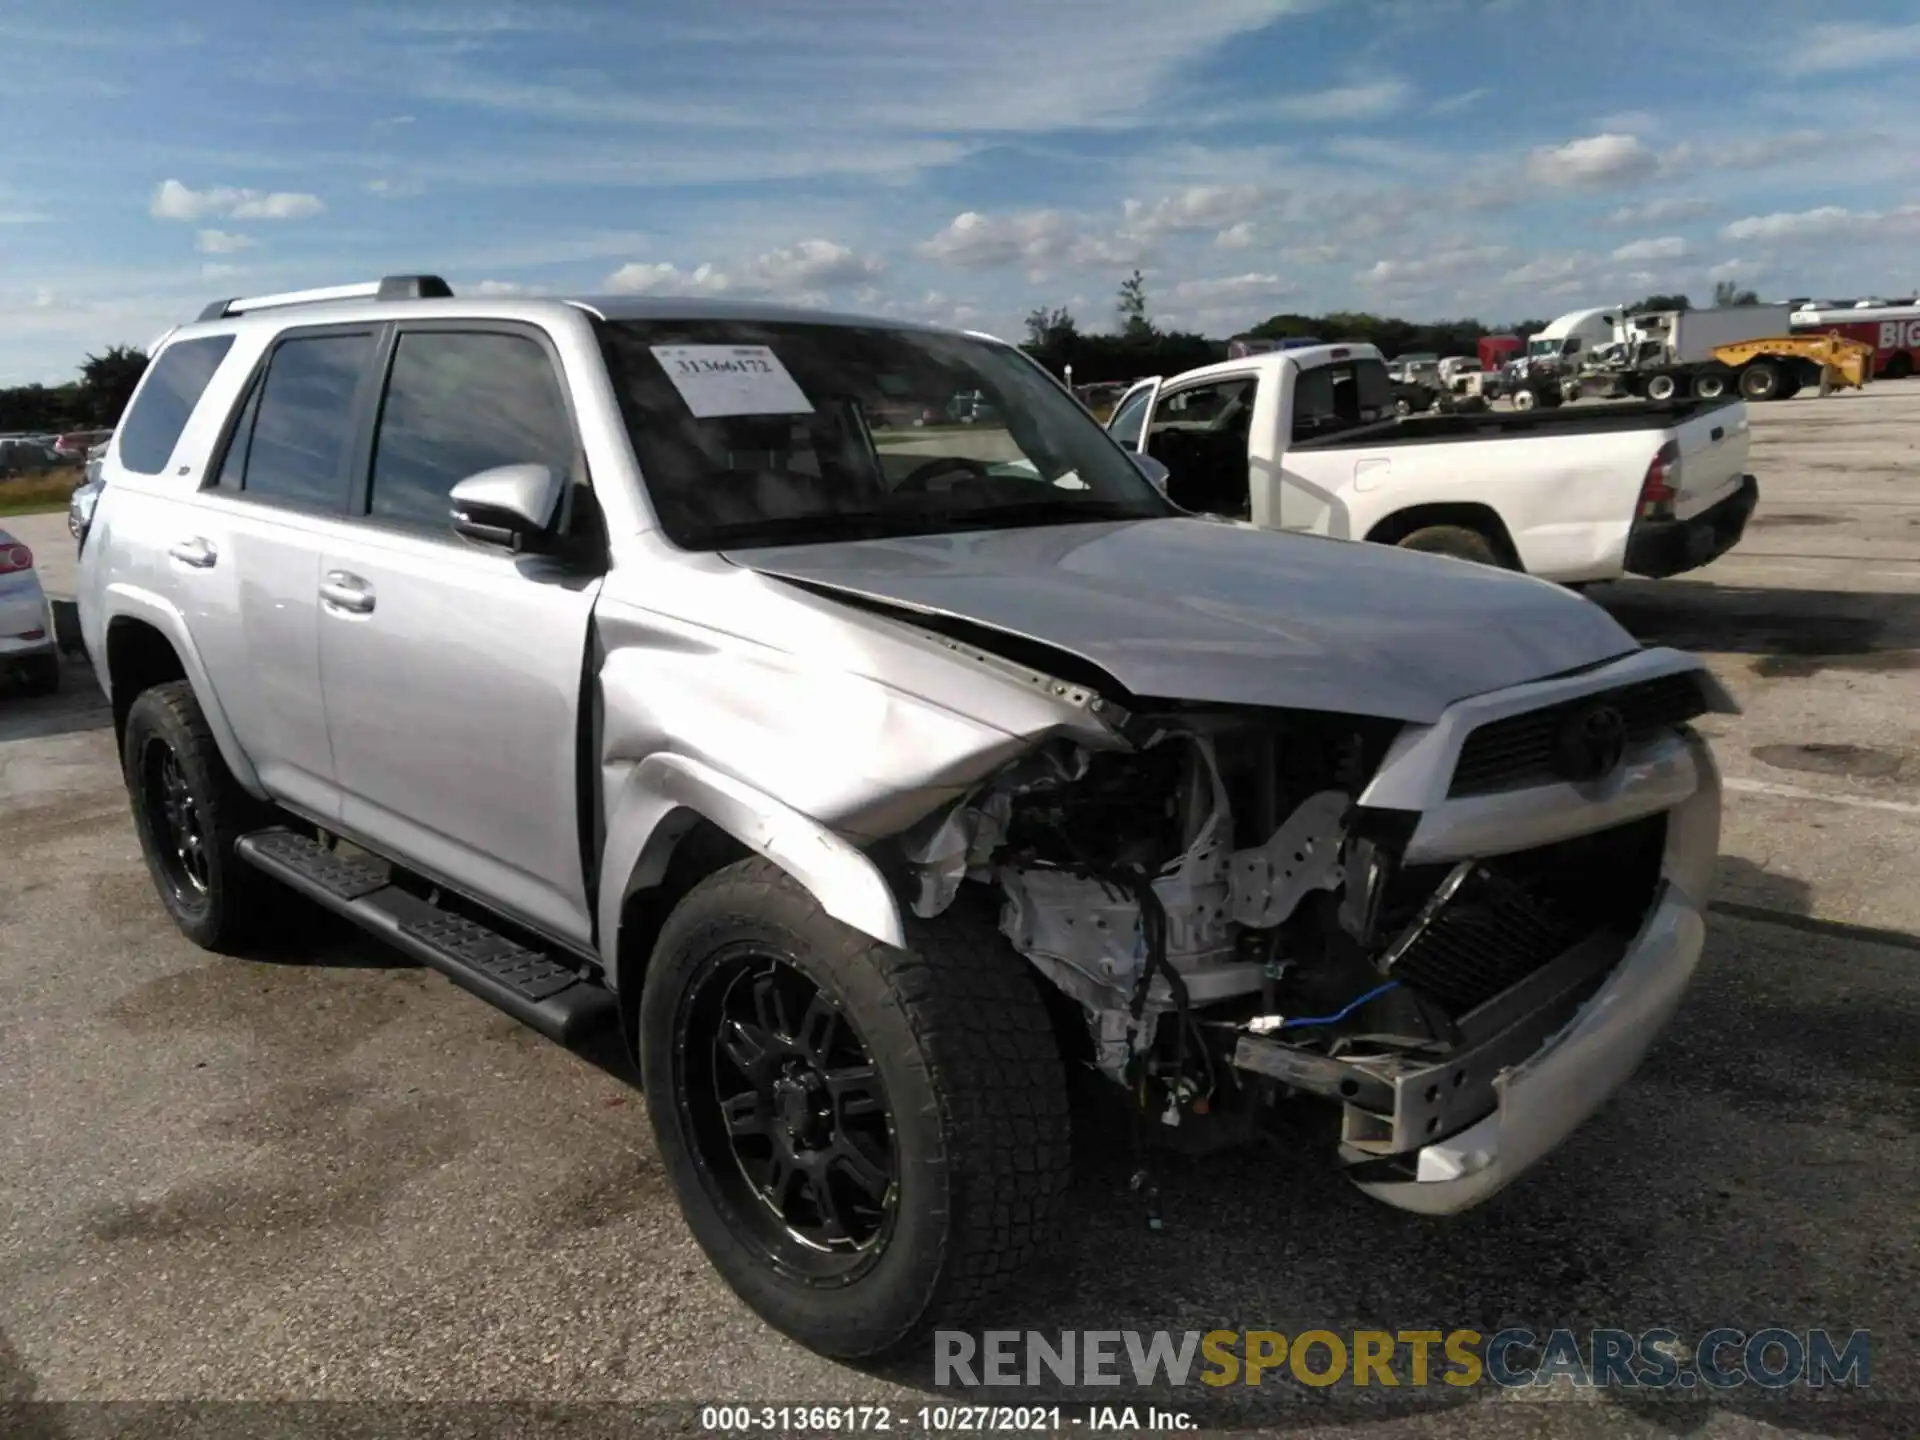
top-left (196, 273), bottom-right (453, 322)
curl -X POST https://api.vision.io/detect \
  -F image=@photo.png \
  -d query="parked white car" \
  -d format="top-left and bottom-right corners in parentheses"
top-left (1108, 343), bottom-right (1759, 585)
top-left (1, 528), bottom-right (60, 695)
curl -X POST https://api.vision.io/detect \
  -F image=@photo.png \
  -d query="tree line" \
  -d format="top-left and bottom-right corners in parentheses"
top-left (4, 272), bottom-right (1768, 432)
top-left (1023, 272), bottom-right (1767, 382)
top-left (0, 347), bottom-right (149, 434)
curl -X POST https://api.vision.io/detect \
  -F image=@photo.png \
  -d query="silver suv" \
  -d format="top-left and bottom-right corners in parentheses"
top-left (79, 276), bottom-right (1727, 1359)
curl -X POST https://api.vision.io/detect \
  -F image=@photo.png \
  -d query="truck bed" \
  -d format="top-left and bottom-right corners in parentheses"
top-left (1295, 397), bottom-right (1741, 452)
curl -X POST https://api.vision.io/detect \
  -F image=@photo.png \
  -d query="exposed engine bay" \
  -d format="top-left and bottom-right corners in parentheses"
top-left (896, 703), bottom-right (1670, 1159)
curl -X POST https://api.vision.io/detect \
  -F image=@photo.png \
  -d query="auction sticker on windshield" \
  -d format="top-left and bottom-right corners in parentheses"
top-left (650, 344), bottom-right (815, 418)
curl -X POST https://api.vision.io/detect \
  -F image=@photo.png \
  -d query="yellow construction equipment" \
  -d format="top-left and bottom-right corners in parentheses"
top-left (1711, 332), bottom-right (1877, 396)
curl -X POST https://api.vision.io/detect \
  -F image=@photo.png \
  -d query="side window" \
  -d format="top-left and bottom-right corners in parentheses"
top-left (1292, 362), bottom-right (1390, 441)
top-left (241, 333), bottom-right (375, 511)
top-left (367, 330), bottom-right (575, 530)
top-left (1147, 378), bottom-right (1253, 438)
top-left (213, 378), bottom-right (262, 490)
top-left (117, 335), bottom-right (236, 475)
top-left (1146, 378), bottom-right (1256, 520)
top-left (1107, 388), bottom-right (1153, 449)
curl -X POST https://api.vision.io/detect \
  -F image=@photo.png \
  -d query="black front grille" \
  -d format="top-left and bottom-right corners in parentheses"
top-left (1383, 815), bottom-right (1666, 1016)
top-left (1385, 867), bottom-right (1591, 1015)
top-left (1449, 671), bottom-right (1709, 797)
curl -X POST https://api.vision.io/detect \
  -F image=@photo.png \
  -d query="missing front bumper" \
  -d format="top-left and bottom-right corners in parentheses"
top-left (1341, 884), bottom-right (1705, 1214)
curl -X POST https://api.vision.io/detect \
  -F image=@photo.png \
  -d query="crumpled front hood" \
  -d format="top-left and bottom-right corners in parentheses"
top-left (724, 519), bottom-right (1641, 724)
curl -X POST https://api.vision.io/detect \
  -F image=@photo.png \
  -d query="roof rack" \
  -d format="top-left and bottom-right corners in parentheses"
top-left (196, 273), bottom-right (453, 323)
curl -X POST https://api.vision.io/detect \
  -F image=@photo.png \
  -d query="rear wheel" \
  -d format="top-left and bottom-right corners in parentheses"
top-left (1777, 372), bottom-right (1803, 400)
top-left (1511, 387), bottom-right (1537, 412)
top-left (1739, 362), bottom-right (1782, 401)
top-left (1694, 371), bottom-right (1729, 400)
top-left (1395, 524), bottom-right (1505, 568)
top-left (1645, 373), bottom-right (1678, 402)
top-left (640, 861), bottom-right (1071, 1359)
top-left (122, 681), bottom-right (276, 951)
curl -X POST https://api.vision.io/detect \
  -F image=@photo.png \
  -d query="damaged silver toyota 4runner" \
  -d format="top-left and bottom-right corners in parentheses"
top-left (79, 278), bottom-right (1727, 1360)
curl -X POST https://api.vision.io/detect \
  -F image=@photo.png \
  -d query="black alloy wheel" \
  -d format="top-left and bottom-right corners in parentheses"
top-left (675, 949), bottom-right (896, 1282)
top-left (142, 734), bottom-right (211, 908)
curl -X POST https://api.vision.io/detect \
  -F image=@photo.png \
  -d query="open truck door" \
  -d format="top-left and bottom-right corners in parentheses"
top-left (1104, 376), bottom-right (1163, 452)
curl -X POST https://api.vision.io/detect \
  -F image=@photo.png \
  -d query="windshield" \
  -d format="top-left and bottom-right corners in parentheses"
top-left (597, 319), bottom-right (1169, 550)
top-left (1527, 337), bottom-right (1558, 358)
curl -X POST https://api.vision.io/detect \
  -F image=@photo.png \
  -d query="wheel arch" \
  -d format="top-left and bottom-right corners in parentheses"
top-left (101, 599), bottom-right (264, 795)
top-left (599, 752), bottom-right (910, 1015)
top-left (1364, 502), bottom-right (1522, 568)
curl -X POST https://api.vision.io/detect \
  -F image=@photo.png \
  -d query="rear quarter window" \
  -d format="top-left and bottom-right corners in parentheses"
top-left (116, 335), bottom-right (236, 475)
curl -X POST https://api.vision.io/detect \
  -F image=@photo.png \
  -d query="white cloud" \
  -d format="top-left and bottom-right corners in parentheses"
top-left (1606, 198), bottom-right (1711, 227)
top-left (231, 191), bottom-right (324, 220)
top-left (1362, 246), bottom-right (1511, 286)
top-left (1666, 128), bottom-right (1840, 176)
top-left (151, 178), bottom-right (324, 222)
top-left (1778, 22), bottom-right (1920, 75)
top-left (1122, 184), bottom-right (1281, 240)
top-left (1430, 87), bottom-right (1489, 115)
top-left (916, 210), bottom-right (1141, 273)
top-left (1524, 133), bottom-right (1658, 189)
top-left (1707, 258), bottom-right (1762, 282)
top-left (1504, 252), bottom-right (1591, 289)
top-left (200, 262), bottom-right (239, 280)
top-left (194, 228), bottom-right (255, 255)
top-left (604, 261), bottom-right (732, 295)
top-left (1611, 235), bottom-right (1688, 262)
top-left (472, 279), bottom-right (544, 295)
top-left (1595, 110), bottom-right (1658, 135)
top-left (1169, 273), bottom-right (1294, 305)
top-left (1267, 77), bottom-right (1411, 122)
top-left (1722, 206), bottom-right (1861, 244)
top-left (34, 288), bottom-right (55, 309)
top-left (1216, 221), bottom-right (1256, 249)
top-left (739, 238), bottom-right (883, 291)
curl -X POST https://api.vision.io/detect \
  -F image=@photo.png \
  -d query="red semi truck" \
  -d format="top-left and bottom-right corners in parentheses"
top-left (1790, 301), bottom-right (1920, 380)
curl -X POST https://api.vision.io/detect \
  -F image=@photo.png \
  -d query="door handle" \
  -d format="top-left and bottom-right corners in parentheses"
top-left (319, 571), bottom-right (376, 614)
top-left (167, 537), bottom-right (218, 568)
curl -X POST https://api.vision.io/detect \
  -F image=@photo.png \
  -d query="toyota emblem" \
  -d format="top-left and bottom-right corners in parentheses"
top-left (1554, 704), bottom-right (1628, 782)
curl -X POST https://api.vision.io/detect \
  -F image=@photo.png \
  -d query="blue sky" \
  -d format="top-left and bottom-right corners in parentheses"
top-left (4, 0), bottom-right (1919, 384)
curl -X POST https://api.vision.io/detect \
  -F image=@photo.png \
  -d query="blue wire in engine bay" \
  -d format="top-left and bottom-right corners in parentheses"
top-left (1276, 979), bottom-right (1401, 1030)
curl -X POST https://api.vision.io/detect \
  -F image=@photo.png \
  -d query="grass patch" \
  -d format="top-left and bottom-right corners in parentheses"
top-left (0, 468), bottom-right (81, 518)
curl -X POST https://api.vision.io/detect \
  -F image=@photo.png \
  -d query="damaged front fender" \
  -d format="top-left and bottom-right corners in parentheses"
top-left (598, 751), bottom-right (908, 969)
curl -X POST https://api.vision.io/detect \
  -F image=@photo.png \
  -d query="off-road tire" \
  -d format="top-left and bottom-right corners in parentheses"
top-left (1396, 524), bottom-right (1505, 568)
top-left (122, 680), bottom-right (276, 952)
top-left (640, 859), bottom-right (1071, 1359)
top-left (18, 654), bottom-right (59, 697)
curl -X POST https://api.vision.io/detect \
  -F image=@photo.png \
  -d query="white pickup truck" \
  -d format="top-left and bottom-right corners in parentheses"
top-left (1107, 343), bottom-right (1759, 584)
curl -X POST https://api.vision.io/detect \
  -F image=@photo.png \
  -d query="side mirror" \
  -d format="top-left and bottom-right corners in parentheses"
top-left (1130, 451), bottom-right (1171, 494)
top-left (448, 464), bottom-right (563, 552)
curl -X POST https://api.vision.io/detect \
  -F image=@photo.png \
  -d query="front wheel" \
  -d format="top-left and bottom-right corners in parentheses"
top-left (640, 861), bottom-right (1071, 1359)
top-left (123, 680), bottom-right (275, 951)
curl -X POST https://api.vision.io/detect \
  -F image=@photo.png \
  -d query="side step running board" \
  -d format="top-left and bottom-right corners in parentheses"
top-left (235, 828), bottom-right (616, 1045)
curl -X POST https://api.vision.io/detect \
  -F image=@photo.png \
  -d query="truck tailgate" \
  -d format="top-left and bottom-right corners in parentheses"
top-left (1671, 402), bottom-right (1750, 521)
